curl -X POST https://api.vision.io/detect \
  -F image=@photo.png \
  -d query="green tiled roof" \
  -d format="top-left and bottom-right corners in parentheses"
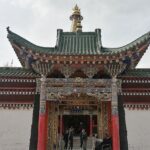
top-left (56, 32), bottom-right (100, 55)
top-left (0, 67), bottom-right (39, 78)
top-left (103, 32), bottom-right (150, 54)
top-left (7, 28), bottom-right (101, 55)
top-left (121, 69), bottom-right (150, 78)
top-left (0, 67), bottom-right (150, 78)
top-left (7, 30), bottom-right (55, 54)
top-left (7, 28), bottom-right (150, 55)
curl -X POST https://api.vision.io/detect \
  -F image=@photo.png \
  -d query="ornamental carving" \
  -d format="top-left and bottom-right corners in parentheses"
top-left (46, 93), bottom-right (62, 101)
top-left (47, 102), bottom-right (59, 149)
top-left (105, 63), bottom-right (126, 78)
top-left (32, 61), bottom-right (52, 76)
top-left (97, 93), bottom-right (112, 102)
top-left (36, 79), bottom-right (112, 100)
top-left (60, 65), bottom-right (75, 78)
top-left (82, 65), bottom-right (98, 78)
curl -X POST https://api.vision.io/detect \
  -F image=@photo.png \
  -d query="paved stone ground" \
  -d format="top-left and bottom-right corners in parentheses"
top-left (60, 136), bottom-right (93, 150)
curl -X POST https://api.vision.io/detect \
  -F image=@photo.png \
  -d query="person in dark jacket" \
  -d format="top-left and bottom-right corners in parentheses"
top-left (80, 130), bottom-right (83, 148)
top-left (82, 129), bottom-right (88, 150)
top-left (101, 133), bottom-right (112, 149)
top-left (79, 122), bottom-right (83, 148)
top-left (63, 129), bottom-right (69, 149)
top-left (68, 127), bottom-right (74, 150)
top-left (95, 135), bottom-right (102, 150)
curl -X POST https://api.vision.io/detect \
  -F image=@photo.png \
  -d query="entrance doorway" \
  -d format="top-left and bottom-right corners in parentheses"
top-left (63, 115), bottom-right (90, 136)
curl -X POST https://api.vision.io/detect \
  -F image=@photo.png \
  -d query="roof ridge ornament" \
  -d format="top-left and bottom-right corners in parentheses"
top-left (70, 5), bottom-right (83, 32)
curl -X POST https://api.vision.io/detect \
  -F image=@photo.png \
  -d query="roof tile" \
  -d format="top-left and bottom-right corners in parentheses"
top-left (0, 67), bottom-right (39, 78)
top-left (121, 69), bottom-right (150, 78)
top-left (7, 29), bottom-right (150, 55)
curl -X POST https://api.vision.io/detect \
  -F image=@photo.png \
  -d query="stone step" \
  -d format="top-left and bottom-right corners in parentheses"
top-left (59, 136), bottom-right (94, 150)
top-left (73, 137), bottom-right (93, 148)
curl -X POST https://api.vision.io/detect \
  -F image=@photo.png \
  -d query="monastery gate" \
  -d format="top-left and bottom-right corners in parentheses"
top-left (4, 4), bottom-right (150, 150)
top-left (34, 61), bottom-right (124, 150)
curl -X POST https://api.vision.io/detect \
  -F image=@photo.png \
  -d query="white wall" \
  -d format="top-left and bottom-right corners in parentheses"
top-left (0, 108), bottom-right (150, 150)
top-left (0, 109), bottom-right (33, 150)
top-left (125, 109), bottom-right (150, 150)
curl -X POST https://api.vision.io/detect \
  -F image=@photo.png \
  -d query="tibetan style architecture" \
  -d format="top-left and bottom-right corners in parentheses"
top-left (0, 5), bottom-right (150, 150)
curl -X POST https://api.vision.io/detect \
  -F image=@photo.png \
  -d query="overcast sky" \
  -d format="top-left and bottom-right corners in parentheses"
top-left (0, 0), bottom-right (150, 67)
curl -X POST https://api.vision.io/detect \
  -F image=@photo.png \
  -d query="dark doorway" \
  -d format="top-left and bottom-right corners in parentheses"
top-left (63, 115), bottom-right (90, 136)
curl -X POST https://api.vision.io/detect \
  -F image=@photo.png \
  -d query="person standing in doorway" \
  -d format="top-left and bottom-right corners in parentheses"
top-left (79, 122), bottom-right (83, 148)
top-left (63, 129), bottom-right (69, 149)
top-left (80, 129), bottom-right (83, 148)
top-left (68, 127), bottom-right (74, 150)
top-left (82, 129), bottom-right (88, 150)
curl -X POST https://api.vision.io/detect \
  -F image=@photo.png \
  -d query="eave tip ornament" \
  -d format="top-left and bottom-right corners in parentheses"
top-left (6, 26), bottom-right (11, 33)
top-left (70, 4), bottom-right (83, 32)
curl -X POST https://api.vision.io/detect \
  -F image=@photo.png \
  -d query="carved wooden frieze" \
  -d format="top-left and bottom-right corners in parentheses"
top-left (47, 102), bottom-right (59, 149)
top-left (36, 78), bottom-right (113, 101)
top-left (60, 65), bottom-right (75, 78)
top-left (105, 63), bottom-right (126, 78)
top-left (82, 65), bottom-right (99, 78)
top-left (32, 61), bottom-right (52, 76)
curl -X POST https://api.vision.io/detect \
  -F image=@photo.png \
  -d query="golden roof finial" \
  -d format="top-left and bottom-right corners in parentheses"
top-left (73, 4), bottom-right (80, 13)
top-left (70, 5), bottom-right (83, 32)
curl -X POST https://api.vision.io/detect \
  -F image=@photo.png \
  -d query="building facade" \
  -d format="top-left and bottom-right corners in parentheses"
top-left (0, 5), bottom-right (150, 150)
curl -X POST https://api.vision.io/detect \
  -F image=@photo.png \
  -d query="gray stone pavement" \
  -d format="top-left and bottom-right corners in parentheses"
top-left (59, 136), bottom-right (94, 150)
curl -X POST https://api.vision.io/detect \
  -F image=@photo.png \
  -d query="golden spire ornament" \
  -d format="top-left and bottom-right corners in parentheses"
top-left (70, 5), bottom-right (83, 32)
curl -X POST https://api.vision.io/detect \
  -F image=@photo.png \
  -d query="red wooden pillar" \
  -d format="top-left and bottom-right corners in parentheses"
top-left (111, 77), bottom-right (120, 150)
top-left (38, 113), bottom-right (47, 150)
top-left (37, 76), bottom-right (47, 150)
top-left (112, 114), bottom-right (120, 150)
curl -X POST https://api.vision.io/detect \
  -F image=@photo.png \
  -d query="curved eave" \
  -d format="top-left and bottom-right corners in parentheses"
top-left (7, 29), bottom-right (55, 67)
top-left (103, 31), bottom-right (150, 68)
top-left (103, 31), bottom-right (150, 54)
top-left (7, 29), bottom-right (150, 68)
top-left (7, 29), bottom-right (55, 53)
